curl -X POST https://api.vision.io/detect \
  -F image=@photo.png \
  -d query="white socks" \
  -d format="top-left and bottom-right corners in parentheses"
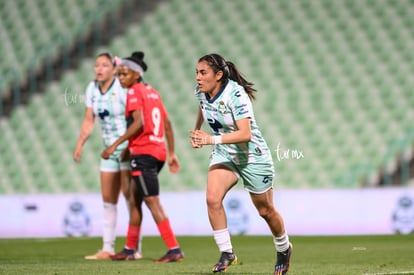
top-left (274, 231), bottom-right (290, 252)
top-left (214, 228), bottom-right (289, 254)
top-left (102, 202), bottom-right (117, 253)
top-left (213, 228), bottom-right (233, 253)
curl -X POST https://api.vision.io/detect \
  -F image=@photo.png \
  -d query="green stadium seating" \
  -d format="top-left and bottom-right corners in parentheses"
top-left (0, 0), bottom-right (126, 96)
top-left (1, 0), bottom-right (414, 193)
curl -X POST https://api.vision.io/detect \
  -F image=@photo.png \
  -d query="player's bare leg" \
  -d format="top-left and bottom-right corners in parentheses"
top-left (207, 165), bottom-right (238, 272)
top-left (250, 189), bottom-right (292, 274)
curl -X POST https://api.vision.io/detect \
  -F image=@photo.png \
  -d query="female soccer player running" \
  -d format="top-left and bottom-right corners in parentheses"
top-left (189, 53), bottom-right (292, 274)
top-left (73, 53), bottom-right (142, 260)
top-left (101, 51), bottom-right (184, 262)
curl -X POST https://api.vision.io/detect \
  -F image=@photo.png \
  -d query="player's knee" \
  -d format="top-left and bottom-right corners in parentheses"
top-left (206, 194), bottom-right (222, 210)
top-left (102, 193), bottom-right (118, 203)
top-left (257, 205), bottom-right (274, 221)
top-left (143, 195), bottom-right (159, 209)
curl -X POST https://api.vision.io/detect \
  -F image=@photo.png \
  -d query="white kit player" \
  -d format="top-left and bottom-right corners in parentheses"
top-left (73, 53), bottom-right (142, 260)
top-left (189, 53), bottom-right (292, 274)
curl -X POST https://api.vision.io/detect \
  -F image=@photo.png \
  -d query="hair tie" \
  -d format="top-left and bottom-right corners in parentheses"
top-left (113, 56), bottom-right (122, 67)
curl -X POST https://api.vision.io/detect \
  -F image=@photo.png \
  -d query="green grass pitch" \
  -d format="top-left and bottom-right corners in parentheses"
top-left (0, 235), bottom-right (413, 275)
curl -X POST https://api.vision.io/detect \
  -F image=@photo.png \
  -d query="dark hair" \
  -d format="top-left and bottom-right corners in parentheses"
top-left (125, 51), bottom-right (148, 72)
top-left (97, 52), bottom-right (116, 67)
top-left (198, 53), bottom-right (256, 100)
top-left (123, 51), bottom-right (148, 82)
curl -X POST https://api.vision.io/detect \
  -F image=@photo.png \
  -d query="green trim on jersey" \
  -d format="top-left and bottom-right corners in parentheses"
top-left (195, 79), bottom-right (273, 165)
top-left (85, 78), bottom-right (128, 148)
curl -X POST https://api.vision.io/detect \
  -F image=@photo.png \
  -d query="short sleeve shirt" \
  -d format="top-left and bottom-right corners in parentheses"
top-left (85, 78), bottom-right (128, 149)
top-left (125, 82), bottom-right (167, 161)
top-left (195, 79), bottom-right (272, 164)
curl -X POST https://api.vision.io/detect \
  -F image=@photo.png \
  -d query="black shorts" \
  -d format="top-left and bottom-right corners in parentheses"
top-left (130, 154), bottom-right (165, 197)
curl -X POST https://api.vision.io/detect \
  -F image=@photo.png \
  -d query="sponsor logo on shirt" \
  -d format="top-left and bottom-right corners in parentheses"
top-left (201, 103), bottom-right (217, 112)
top-left (237, 109), bottom-right (249, 116)
top-left (98, 109), bottom-right (110, 120)
top-left (235, 103), bottom-right (249, 116)
top-left (147, 93), bottom-right (159, 99)
top-left (149, 135), bottom-right (164, 143)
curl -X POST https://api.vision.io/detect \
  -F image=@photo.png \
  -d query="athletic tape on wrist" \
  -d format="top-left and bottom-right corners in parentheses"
top-left (212, 135), bottom-right (222, 144)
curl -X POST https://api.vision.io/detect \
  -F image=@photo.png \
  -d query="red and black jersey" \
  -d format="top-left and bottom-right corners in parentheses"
top-left (125, 82), bottom-right (168, 161)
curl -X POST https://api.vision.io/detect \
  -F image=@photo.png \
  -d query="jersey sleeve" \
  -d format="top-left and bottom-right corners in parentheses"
top-left (229, 87), bottom-right (253, 121)
top-left (126, 86), bottom-right (143, 114)
top-left (85, 81), bottom-right (95, 108)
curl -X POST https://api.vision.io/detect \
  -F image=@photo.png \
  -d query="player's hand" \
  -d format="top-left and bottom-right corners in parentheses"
top-left (189, 129), bottom-right (211, 147)
top-left (168, 153), bottom-right (180, 174)
top-left (73, 146), bottom-right (82, 163)
top-left (190, 136), bottom-right (202, 148)
top-left (101, 144), bottom-right (117, 160)
top-left (190, 135), bottom-right (202, 148)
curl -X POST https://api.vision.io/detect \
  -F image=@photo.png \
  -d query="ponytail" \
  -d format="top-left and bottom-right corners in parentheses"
top-left (198, 53), bottom-right (256, 100)
top-left (226, 61), bottom-right (256, 101)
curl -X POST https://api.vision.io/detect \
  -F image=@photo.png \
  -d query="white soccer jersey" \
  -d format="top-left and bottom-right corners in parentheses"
top-left (195, 79), bottom-right (273, 164)
top-left (85, 78), bottom-right (127, 148)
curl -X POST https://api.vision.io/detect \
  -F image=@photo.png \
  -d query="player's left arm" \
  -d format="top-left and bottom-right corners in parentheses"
top-left (190, 118), bottom-right (251, 145)
top-left (222, 118), bottom-right (251, 143)
top-left (223, 89), bottom-right (253, 144)
top-left (101, 110), bottom-right (143, 159)
top-left (164, 116), bottom-right (180, 173)
top-left (191, 89), bottom-right (252, 145)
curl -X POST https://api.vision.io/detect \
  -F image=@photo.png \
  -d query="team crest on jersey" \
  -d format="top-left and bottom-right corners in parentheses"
top-left (128, 88), bottom-right (134, 95)
top-left (218, 101), bottom-right (227, 114)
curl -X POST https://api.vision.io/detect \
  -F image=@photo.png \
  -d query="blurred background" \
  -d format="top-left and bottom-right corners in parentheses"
top-left (0, 0), bottom-right (413, 236)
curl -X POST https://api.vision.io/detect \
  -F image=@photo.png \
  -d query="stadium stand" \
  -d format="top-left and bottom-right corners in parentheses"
top-left (0, 0), bottom-right (127, 112)
top-left (0, 0), bottom-right (170, 117)
top-left (0, 0), bottom-right (413, 193)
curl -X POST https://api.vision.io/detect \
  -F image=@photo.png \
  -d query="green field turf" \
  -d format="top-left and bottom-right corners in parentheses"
top-left (0, 235), bottom-right (413, 275)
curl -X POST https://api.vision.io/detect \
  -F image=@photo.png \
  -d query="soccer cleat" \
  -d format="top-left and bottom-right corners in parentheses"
top-left (212, 252), bottom-right (237, 273)
top-left (154, 248), bottom-right (184, 263)
top-left (134, 251), bottom-right (143, 259)
top-left (84, 250), bottom-right (112, 260)
top-left (274, 243), bottom-right (292, 275)
top-left (110, 248), bottom-right (136, 261)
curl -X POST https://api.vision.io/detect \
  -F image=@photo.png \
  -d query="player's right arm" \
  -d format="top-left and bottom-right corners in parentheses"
top-left (164, 116), bottom-right (180, 173)
top-left (101, 109), bottom-right (143, 159)
top-left (190, 106), bottom-right (204, 148)
top-left (73, 107), bottom-right (95, 163)
top-left (194, 106), bottom-right (204, 130)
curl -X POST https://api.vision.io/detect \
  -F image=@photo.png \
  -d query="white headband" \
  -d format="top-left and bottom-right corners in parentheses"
top-left (121, 59), bottom-right (144, 77)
